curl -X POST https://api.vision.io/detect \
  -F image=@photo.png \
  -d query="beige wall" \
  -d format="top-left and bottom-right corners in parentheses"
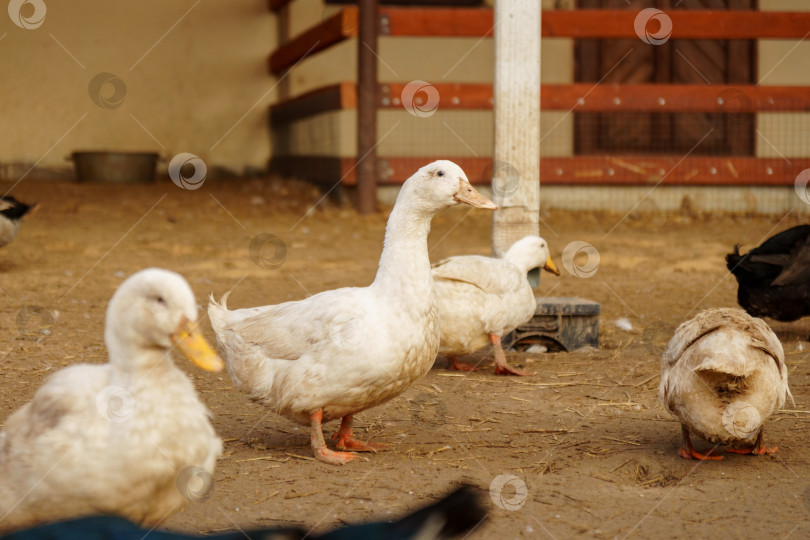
top-left (2, 0), bottom-right (807, 178)
top-left (1, 0), bottom-right (275, 175)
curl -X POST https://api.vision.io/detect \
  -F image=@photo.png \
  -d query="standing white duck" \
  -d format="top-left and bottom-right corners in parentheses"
top-left (0, 269), bottom-right (224, 532)
top-left (659, 308), bottom-right (792, 460)
top-left (432, 235), bottom-right (559, 376)
top-left (0, 196), bottom-right (36, 248)
top-left (208, 160), bottom-right (496, 465)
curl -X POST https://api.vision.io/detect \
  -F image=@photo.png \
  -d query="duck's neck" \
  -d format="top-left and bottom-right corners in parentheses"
top-left (105, 338), bottom-right (176, 376)
top-left (506, 252), bottom-right (535, 275)
top-left (372, 189), bottom-right (436, 295)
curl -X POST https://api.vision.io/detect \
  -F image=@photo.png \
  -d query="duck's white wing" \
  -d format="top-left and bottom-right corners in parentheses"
top-left (0, 364), bottom-right (109, 526)
top-left (1, 364), bottom-right (106, 450)
top-left (659, 308), bottom-right (791, 407)
top-left (432, 256), bottom-right (524, 296)
top-left (663, 308), bottom-right (783, 368)
top-left (212, 286), bottom-right (370, 361)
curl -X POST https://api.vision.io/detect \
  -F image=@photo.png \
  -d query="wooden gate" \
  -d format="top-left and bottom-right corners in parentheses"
top-left (576, 0), bottom-right (756, 156)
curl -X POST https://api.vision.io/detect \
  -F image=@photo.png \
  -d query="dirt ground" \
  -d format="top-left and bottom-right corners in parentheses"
top-left (1, 175), bottom-right (809, 539)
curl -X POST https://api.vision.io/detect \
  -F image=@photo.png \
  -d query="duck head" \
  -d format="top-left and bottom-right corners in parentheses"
top-left (404, 160), bottom-right (497, 214)
top-left (505, 236), bottom-right (560, 288)
top-left (105, 268), bottom-right (224, 372)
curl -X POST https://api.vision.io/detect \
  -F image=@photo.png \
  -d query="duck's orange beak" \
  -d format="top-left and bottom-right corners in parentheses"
top-left (171, 316), bottom-right (224, 372)
top-left (454, 180), bottom-right (497, 209)
top-left (543, 257), bottom-right (560, 276)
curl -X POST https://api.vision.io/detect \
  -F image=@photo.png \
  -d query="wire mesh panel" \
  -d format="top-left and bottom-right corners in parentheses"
top-left (269, 0), bottom-right (810, 212)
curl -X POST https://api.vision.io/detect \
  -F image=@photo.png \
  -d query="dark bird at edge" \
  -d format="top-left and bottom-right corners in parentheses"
top-left (0, 485), bottom-right (486, 540)
top-left (0, 196), bottom-right (36, 248)
top-left (726, 225), bottom-right (810, 322)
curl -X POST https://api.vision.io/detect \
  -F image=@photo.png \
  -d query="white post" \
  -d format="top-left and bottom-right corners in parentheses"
top-left (492, 0), bottom-right (541, 257)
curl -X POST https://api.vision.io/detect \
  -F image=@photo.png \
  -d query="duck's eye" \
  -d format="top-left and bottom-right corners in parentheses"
top-left (155, 296), bottom-right (166, 305)
top-left (437, 170), bottom-right (444, 177)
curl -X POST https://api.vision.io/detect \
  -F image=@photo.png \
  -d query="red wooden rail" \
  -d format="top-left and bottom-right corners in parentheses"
top-left (386, 83), bottom-right (810, 113)
top-left (270, 155), bottom-right (810, 186)
top-left (269, 83), bottom-right (810, 123)
top-left (385, 9), bottom-right (810, 39)
top-left (270, 8), bottom-right (810, 74)
top-left (269, 8), bottom-right (358, 74)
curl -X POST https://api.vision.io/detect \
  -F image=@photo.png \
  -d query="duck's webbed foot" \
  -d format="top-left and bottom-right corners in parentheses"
top-left (727, 430), bottom-right (777, 456)
top-left (310, 409), bottom-right (367, 465)
top-left (491, 334), bottom-right (535, 376)
top-left (678, 425), bottom-right (723, 460)
top-left (448, 356), bottom-right (481, 372)
top-left (331, 415), bottom-right (391, 453)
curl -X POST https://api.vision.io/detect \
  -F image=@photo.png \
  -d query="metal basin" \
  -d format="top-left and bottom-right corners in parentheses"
top-left (71, 151), bottom-right (158, 183)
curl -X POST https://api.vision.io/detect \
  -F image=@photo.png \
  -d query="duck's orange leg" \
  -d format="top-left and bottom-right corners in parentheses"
top-left (331, 415), bottom-right (391, 453)
top-left (491, 334), bottom-right (535, 376)
top-left (310, 409), bottom-right (364, 465)
top-left (448, 356), bottom-right (481, 372)
top-left (726, 429), bottom-right (778, 456)
top-left (678, 425), bottom-right (723, 460)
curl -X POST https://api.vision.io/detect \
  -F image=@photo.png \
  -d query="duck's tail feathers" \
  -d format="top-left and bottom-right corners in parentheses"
top-left (207, 291), bottom-right (231, 335)
top-left (725, 244), bottom-right (744, 274)
top-left (692, 354), bottom-right (758, 379)
top-left (0, 197), bottom-right (36, 220)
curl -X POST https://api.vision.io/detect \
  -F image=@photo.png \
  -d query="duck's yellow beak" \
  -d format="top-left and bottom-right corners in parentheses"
top-left (543, 257), bottom-right (561, 276)
top-left (171, 317), bottom-right (224, 372)
top-left (454, 180), bottom-right (497, 210)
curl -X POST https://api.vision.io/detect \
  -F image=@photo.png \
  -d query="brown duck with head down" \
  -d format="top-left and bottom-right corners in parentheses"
top-left (659, 308), bottom-right (792, 460)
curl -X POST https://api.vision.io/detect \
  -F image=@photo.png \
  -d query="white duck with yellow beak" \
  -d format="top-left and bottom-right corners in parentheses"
top-left (209, 160), bottom-right (497, 465)
top-left (0, 269), bottom-right (224, 532)
top-left (432, 235), bottom-right (560, 376)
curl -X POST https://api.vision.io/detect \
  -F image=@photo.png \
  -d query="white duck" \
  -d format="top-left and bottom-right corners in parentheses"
top-left (432, 235), bottom-right (559, 376)
top-left (208, 160), bottom-right (496, 465)
top-left (0, 269), bottom-right (224, 532)
top-left (659, 308), bottom-right (792, 460)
